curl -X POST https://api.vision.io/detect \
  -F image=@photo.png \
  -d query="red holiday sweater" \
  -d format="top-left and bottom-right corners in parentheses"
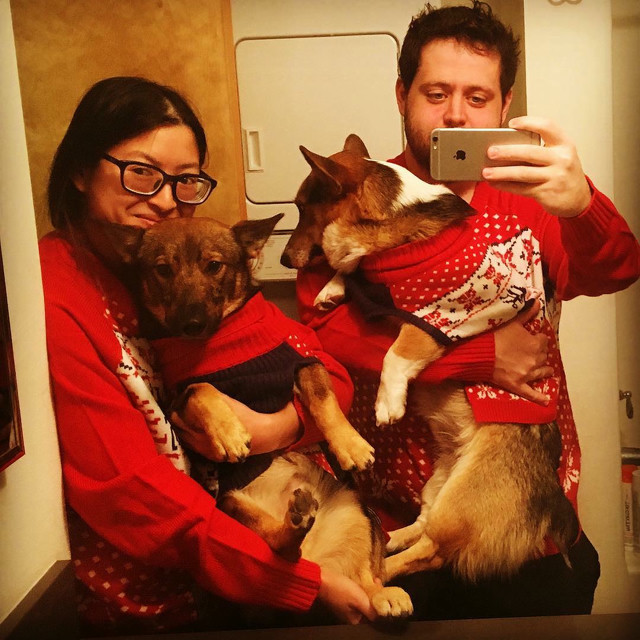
top-left (152, 291), bottom-right (354, 478)
top-left (345, 221), bottom-right (559, 424)
top-left (297, 153), bottom-right (640, 532)
top-left (40, 232), bottom-right (321, 632)
top-left (152, 290), bottom-right (353, 429)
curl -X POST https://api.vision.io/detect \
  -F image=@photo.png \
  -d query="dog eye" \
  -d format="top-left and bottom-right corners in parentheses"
top-left (205, 261), bottom-right (222, 274)
top-left (154, 263), bottom-right (172, 278)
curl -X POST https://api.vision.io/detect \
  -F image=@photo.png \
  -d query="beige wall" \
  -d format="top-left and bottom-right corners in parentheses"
top-left (613, 0), bottom-right (640, 451)
top-left (10, 0), bottom-right (246, 238)
top-left (0, 0), bottom-right (69, 626)
top-left (524, 0), bottom-right (639, 614)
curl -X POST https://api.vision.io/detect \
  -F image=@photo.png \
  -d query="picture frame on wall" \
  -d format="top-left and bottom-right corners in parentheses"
top-left (0, 243), bottom-right (24, 472)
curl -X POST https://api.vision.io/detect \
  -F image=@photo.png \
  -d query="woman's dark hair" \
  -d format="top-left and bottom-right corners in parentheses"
top-left (47, 76), bottom-right (208, 229)
top-left (398, 1), bottom-right (520, 100)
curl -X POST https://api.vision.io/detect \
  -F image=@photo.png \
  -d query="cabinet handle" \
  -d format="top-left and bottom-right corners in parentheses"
top-left (620, 390), bottom-right (634, 419)
top-left (244, 128), bottom-right (264, 172)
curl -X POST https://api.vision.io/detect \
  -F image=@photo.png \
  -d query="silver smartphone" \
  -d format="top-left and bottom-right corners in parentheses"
top-left (429, 128), bottom-right (542, 181)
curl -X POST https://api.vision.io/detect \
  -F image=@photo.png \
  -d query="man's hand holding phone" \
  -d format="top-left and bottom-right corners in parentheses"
top-left (482, 116), bottom-right (592, 218)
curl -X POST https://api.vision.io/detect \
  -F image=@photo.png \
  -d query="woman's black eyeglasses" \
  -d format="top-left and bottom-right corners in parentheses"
top-left (102, 154), bottom-right (216, 205)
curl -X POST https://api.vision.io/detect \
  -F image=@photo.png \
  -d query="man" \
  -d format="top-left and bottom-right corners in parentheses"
top-left (296, 2), bottom-right (640, 619)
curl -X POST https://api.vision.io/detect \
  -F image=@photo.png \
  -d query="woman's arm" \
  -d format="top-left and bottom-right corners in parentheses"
top-left (218, 395), bottom-right (302, 454)
top-left (44, 289), bottom-right (323, 612)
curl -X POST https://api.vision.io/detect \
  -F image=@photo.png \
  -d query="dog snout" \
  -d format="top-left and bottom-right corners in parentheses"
top-left (280, 252), bottom-right (293, 269)
top-left (281, 237), bottom-right (323, 270)
top-left (178, 304), bottom-right (215, 338)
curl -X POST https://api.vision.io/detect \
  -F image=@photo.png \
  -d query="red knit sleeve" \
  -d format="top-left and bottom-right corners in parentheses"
top-left (505, 179), bottom-right (640, 301)
top-left (296, 260), bottom-right (495, 384)
top-left (40, 241), bottom-right (321, 613)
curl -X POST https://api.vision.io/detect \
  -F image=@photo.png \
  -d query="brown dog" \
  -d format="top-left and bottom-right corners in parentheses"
top-left (281, 134), bottom-right (579, 582)
top-left (87, 214), bottom-right (413, 618)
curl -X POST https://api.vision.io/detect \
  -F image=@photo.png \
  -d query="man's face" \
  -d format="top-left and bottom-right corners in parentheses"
top-left (397, 37), bottom-right (513, 176)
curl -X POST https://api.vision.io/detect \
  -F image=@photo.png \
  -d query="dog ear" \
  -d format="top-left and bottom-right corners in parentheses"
top-left (299, 146), bottom-right (349, 198)
top-left (343, 134), bottom-right (370, 159)
top-left (232, 213), bottom-right (285, 259)
top-left (81, 219), bottom-right (146, 268)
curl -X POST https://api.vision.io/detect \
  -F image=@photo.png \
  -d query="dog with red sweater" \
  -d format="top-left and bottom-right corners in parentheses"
top-left (85, 213), bottom-right (414, 618)
top-left (282, 134), bottom-right (579, 582)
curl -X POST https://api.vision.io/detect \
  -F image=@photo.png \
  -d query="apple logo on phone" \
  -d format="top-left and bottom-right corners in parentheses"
top-left (454, 150), bottom-right (466, 161)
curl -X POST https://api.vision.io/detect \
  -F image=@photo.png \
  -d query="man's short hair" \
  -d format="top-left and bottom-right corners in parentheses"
top-left (398, 1), bottom-right (520, 100)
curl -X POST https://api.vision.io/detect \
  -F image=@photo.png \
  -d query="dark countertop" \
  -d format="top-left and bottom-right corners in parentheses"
top-left (5, 561), bottom-right (639, 640)
top-left (105, 613), bottom-right (640, 640)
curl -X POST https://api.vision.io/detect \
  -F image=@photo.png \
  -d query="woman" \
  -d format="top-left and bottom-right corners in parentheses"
top-left (40, 76), bottom-right (374, 635)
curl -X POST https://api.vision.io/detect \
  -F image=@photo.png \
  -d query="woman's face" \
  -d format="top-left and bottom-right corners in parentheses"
top-left (73, 124), bottom-right (201, 228)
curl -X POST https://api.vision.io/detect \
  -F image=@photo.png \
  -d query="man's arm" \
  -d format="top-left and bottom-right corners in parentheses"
top-left (483, 116), bottom-right (640, 300)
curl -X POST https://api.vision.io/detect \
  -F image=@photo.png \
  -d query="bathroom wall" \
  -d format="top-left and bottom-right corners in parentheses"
top-left (10, 0), bottom-right (246, 237)
top-left (0, 0), bottom-right (69, 626)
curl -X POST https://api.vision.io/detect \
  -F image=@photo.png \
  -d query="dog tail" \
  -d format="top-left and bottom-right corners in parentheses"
top-left (548, 491), bottom-right (580, 570)
top-left (366, 506), bottom-right (389, 581)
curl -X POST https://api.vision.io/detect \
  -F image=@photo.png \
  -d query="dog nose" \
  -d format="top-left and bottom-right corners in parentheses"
top-left (180, 305), bottom-right (209, 337)
top-left (182, 319), bottom-right (207, 337)
top-left (280, 252), bottom-right (292, 269)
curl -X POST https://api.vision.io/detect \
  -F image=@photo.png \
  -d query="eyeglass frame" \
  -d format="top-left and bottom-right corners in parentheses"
top-left (102, 153), bottom-right (217, 205)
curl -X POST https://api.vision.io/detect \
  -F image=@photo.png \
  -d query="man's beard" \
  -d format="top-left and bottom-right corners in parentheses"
top-left (404, 113), bottom-right (432, 174)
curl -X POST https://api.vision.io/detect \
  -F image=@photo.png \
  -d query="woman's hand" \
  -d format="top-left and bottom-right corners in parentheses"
top-left (218, 394), bottom-right (302, 454)
top-left (491, 300), bottom-right (554, 404)
top-left (482, 116), bottom-right (592, 218)
top-left (317, 567), bottom-right (377, 625)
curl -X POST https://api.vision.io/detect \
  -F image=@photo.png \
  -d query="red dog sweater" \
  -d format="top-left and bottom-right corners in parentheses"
top-left (345, 219), bottom-right (559, 424)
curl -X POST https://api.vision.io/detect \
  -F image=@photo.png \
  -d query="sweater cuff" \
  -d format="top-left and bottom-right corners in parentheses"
top-left (250, 556), bottom-right (321, 612)
top-left (418, 332), bottom-right (496, 384)
top-left (558, 177), bottom-right (619, 249)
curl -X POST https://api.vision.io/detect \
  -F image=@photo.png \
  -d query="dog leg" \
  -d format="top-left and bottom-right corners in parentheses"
top-left (295, 364), bottom-right (375, 471)
top-left (358, 570), bottom-right (413, 618)
top-left (384, 533), bottom-right (443, 582)
top-left (170, 383), bottom-right (251, 463)
top-left (375, 324), bottom-right (445, 426)
top-left (386, 518), bottom-right (427, 554)
top-left (219, 488), bottom-right (318, 562)
top-left (386, 454), bottom-right (454, 553)
top-left (313, 273), bottom-right (346, 310)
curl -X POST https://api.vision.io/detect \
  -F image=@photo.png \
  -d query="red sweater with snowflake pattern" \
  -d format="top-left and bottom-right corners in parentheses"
top-left (296, 152), bottom-right (640, 532)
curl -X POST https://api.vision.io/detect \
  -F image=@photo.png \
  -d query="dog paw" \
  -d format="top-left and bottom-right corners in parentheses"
top-left (314, 287), bottom-right (345, 311)
top-left (313, 274), bottom-right (346, 311)
top-left (371, 586), bottom-right (413, 618)
top-left (171, 383), bottom-right (252, 463)
top-left (331, 432), bottom-right (375, 472)
top-left (375, 377), bottom-right (407, 426)
top-left (286, 488), bottom-right (318, 533)
top-left (375, 391), bottom-right (407, 427)
top-left (214, 431), bottom-right (252, 463)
